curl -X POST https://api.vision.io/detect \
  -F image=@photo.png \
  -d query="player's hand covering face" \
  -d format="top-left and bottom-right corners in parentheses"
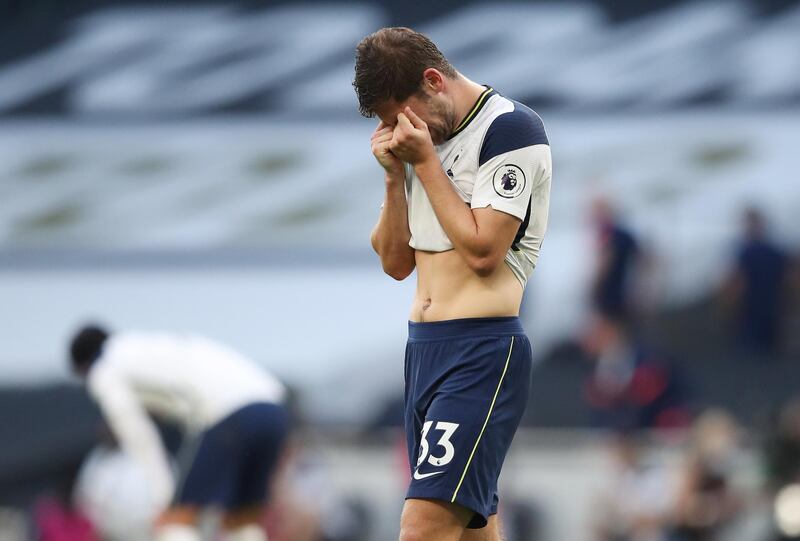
top-left (390, 107), bottom-right (437, 166)
top-left (371, 122), bottom-right (404, 177)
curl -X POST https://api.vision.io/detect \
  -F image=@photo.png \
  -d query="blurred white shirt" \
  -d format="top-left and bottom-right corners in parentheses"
top-left (86, 331), bottom-right (286, 509)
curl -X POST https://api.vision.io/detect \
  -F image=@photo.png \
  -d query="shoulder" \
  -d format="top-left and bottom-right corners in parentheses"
top-left (93, 331), bottom-right (156, 373)
top-left (101, 332), bottom-right (138, 362)
top-left (87, 333), bottom-right (154, 396)
top-left (86, 354), bottom-right (122, 398)
top-left (479, 100), bottom-right (549, 166)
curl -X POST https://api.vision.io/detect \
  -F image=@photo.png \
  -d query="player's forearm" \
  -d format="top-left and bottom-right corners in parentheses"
top-left (134, 443), bottom-right (175, 510)
top-left (90, 372), bottom-right (175, 510)
top-left (102, 404), bottom-right (175, 508)
top-left (372, 175), bottom-right (415, 280)
top-left (414, 160), bottom-right (501, 274)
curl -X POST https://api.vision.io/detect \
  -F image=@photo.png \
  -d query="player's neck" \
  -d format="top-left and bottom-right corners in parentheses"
top-left (451, 75), bottom-right (489, 129)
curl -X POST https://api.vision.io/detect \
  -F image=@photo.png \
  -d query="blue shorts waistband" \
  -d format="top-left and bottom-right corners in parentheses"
top-left (408, 317), bottom-right (524, 341)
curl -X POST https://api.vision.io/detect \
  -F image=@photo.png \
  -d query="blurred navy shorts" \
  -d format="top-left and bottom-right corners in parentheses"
top-left (404, 317), bottom-right (532, 528)
top-left (176, 402), bottom-right (289, 509)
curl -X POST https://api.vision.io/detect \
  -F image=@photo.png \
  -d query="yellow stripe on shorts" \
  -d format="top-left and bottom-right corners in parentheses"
top-left (451, 336), bottom-right (514, 503)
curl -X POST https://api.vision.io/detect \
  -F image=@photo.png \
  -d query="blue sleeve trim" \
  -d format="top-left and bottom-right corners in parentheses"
top-left (479, 103), bottom-right (549, 167)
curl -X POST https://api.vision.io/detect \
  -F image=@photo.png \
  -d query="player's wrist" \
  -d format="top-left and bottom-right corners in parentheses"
top-left (384, 169), bottom-right (405, 186)
top-left (412, 155), bottom-right (443, 181)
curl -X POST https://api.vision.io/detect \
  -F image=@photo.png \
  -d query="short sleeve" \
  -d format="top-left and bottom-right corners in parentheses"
top-left (471, 106), bottom-right (550, 220)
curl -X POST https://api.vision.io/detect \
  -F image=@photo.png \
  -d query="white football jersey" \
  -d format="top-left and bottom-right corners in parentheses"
top-left (86, 331), bottom-right (286, 508)
top-left (88, 332), bottom-right (285, 430)
top-left (406, 87), bottom-right (552, 285)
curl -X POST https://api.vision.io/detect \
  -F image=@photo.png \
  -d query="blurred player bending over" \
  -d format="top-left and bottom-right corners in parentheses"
top-left (69, 325), bottom-right (289, 541)
top-left (354, 28), bottom-right (552, 541)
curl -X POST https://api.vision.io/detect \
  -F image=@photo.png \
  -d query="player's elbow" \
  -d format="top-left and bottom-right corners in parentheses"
top-left (470, 259), bottom-right (497, 278)
top-left (375, 239), bottom-right (415, 280)
top-left (386, 269), bottom-right (413, 281)
top-left (466, 252), bottom-right (504, 278)
top-left (370, 228), bottom-right (380, 255)
top-left (383, 259), bottom-right (415, 281)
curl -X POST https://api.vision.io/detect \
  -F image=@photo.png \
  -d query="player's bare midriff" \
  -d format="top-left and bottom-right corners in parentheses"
top-left (410, 249), bottom-right (523, 322)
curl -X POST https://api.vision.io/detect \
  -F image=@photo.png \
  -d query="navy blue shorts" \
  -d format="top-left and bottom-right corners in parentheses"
top-left (404, 317), bottom-right (532, 529)
top-left (176, 402), bottom-right (289, 510)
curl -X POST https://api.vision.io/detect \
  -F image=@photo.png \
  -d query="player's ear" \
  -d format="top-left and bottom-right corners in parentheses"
top-left (422, 68), bottom-right (445, 93)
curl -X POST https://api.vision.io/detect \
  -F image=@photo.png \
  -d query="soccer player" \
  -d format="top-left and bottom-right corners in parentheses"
top-left (69, 325), bottom-right (289, 541)
top-left (353, 28), bottom-right (552, 541)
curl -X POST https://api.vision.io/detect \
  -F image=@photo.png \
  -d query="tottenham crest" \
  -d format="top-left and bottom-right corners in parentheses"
top-left (492, 164), bottom-right (526, 198)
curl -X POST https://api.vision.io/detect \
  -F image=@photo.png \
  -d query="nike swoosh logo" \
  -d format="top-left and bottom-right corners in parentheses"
top-left (413, 469), bottom-right (445, 480)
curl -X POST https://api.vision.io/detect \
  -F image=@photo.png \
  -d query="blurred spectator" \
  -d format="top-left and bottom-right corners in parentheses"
top-left (721, 207), bottom-right (790, 354)
top-left (583, 318), bottom-right (691, 431)
top-left (669, 410), bottom-right (744, 541)
top-left (591, 198), bottom-right (642, 325)
top-left (593, 432), bottom-right (673, 541)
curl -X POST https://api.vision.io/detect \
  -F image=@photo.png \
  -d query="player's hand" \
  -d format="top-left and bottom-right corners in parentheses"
top-left (390, 107), bottom-right (437, 166)
top-left (371, 122), bottom-right (404, 179)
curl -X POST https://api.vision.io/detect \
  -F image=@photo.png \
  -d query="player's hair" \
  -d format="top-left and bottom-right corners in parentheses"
top-left (69, 324), bottom-right (109, 373)
top-left (353, 27), bottom-right (457, 118)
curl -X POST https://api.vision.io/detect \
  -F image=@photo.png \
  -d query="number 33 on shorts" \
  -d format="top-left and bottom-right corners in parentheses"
top-left (415, 421), bottom-right (459, 478)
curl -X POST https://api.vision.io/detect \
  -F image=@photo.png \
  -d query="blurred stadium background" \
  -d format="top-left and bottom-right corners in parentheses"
top-left (1, 0), bottom-right (800, 540)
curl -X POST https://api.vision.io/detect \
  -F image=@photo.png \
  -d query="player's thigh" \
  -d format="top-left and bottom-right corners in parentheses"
top-left (399, 498), bottom-right (471, 541)
top-left (176, 421), bottom-right (238, 508)
top-left (459, 515), bottom-right (502, 541)
top-left (406, 335), bottom-right (531, 530)
top-left (234, 403), bottom-right (290, 509)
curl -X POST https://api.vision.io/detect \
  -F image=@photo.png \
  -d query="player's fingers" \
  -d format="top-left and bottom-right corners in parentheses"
top-left (404, 106), bottom-right (427, 129)
top-left (371, 126), bottom-right (393, 140)
top-left (396, 113), bottom-right (413, 131)
top-left (372, 131), bottom-right (394, 144)
top-left (372, 140), bottom-right (392, 154)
